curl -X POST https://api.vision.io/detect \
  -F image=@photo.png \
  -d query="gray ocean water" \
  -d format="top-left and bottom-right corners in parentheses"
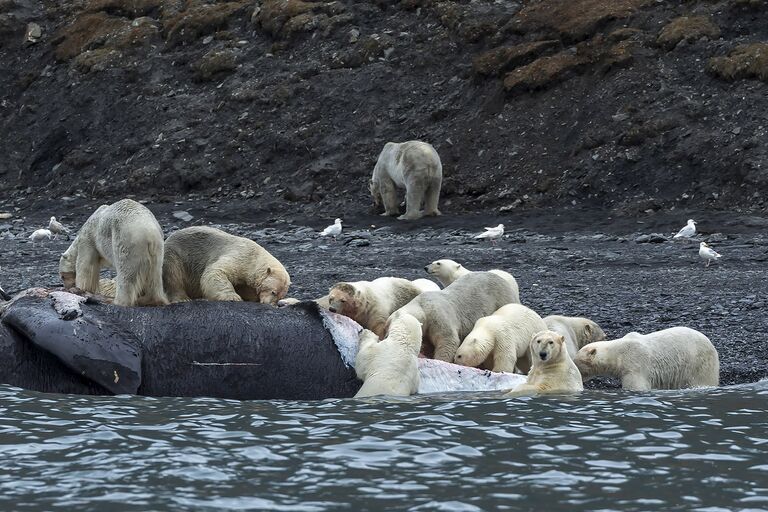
top-left (0, 382), bottom-right (766, 512)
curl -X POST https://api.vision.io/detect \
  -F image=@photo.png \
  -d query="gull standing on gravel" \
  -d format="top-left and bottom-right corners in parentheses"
top-left (699, 242), bottom-right (722, 268)
top-left (48, 216), bottom-right (70, 239)
top-left (29, 228), bottom-right (52, 245)
top-left (475, 224), bottom-right (504, 245)
top-left (673, 219), bottom-right (696, 239)
top-left (320, 218), bottom-right (342, 241)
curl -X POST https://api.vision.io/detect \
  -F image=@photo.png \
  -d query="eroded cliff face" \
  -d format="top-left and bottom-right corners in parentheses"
top-left (0, 0), bottom-right (766, 216)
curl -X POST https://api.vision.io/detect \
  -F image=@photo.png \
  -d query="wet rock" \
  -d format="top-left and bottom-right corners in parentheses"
top-left (707, 43), bottom-right (768, 83)
top-left (344, 238), bottom-right (370, 247)
top-left (173, 210), bottom-right (193, 222)
top-left (634, 233), bottom-right (666, 243)
top-left (656, 16), bottom-right (720, 50)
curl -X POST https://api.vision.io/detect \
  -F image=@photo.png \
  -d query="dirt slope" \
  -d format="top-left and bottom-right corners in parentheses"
top-left (0, 0), bottom-right (766, 217)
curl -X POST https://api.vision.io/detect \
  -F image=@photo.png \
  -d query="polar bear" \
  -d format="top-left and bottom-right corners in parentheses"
top-left (354, 313), bottom-right (422, 398)
top-left (424, 259), bottom-right (521, 303)
top-left (454, 304), bottom-right (547, 373)
top-left (412, 278), bottom-right (440, 293)
top-left (543, 315), bottom-right (607, 358)
top-left (328, 277), bottom-right (429, 337)
top-left (388, 271), bottom-right (519, 362)
top-left (369, 140), bottom-right (443, 220)
top-left (573, 327), bottom-right (720, 391)
top-left (162, 226), bottom-right (290, 305)
top-left (506, 331), bottom-right (584, 396)
top-left (58, 199), bottom-right (168, 307)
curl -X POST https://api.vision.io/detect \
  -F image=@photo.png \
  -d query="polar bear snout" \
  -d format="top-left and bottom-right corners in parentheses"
top-left (539, 351), bottom-right (549, 361)
top-left (328, 306), bottom-right (337, 313)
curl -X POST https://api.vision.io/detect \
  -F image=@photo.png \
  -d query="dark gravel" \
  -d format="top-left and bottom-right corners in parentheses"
top-left (1, 200), bottom-right (766, 388)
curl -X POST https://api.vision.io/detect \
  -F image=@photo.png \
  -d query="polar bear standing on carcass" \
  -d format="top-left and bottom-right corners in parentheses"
top-left (58, 199), bottom-right (168, 307)
top-left (369, 141), bottom-right (443, 220)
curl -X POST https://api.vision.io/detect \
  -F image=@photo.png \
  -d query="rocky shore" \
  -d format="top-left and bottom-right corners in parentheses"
top-left (1, 202), bottom-right (766, 388)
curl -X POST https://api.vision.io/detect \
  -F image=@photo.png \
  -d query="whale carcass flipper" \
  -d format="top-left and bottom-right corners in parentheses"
top-left (2, 295), bottom-right (142, 395)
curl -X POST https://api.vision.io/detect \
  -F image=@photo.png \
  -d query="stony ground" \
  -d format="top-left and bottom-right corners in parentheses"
top-left (0, 0), bottom-right (767, 219)
top-left (1, 200), bottom-right (766, 388)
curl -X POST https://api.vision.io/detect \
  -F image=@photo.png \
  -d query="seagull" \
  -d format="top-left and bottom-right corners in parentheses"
top-left (699, 242), bottom-right (721, 268)
top-left (673, 219), bottom-right (696, 239)
top-left (320, 218), bottom-right (342, 241)
top-left (29, 228), bottom-right (52, 245)
top-left (48, 216), bottom-right (70, 239)
top-left (475, 224), bottom-right (504, 245)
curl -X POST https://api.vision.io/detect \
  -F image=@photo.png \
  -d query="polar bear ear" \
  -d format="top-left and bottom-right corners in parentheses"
top-left (588, 348), bottom-right (597, 356)
top-left (454, 263), bottom-right (461, 271)
top-left (266, 267), bottom-right (272, 275)
top-left (584, 323), bottom-right (592, 336)
top-left (557, 334), bottom-right (565, 344)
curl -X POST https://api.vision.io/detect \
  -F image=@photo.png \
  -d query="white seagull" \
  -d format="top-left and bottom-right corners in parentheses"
top-left (29, 228), bottom-right (52, 245)
top-left (320, 218), bottom-right (342, 241)
top-left (48, 216), bottom-right (70, 239)
top-left (475, 224), bottom-right (504, 245)
top-left (673, 219), bottom-right (696, 239)
top-left (699, 242), bottom-right (721, 268)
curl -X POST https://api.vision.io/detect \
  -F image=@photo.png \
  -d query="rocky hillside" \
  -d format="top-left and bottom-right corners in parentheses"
top-left (0, 0), bottom-right (766, 217)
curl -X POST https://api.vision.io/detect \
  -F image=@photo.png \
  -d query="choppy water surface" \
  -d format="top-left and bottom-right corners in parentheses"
top-left (0, 383), bottom-right (766, 511)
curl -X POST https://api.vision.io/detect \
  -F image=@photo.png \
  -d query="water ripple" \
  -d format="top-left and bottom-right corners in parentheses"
top-left (0, 382), bottom-right (765, 510)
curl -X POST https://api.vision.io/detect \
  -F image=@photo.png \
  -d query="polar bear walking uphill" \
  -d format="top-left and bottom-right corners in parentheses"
top-left (354, 314), bottom-right (422, 398)
top-left (58, 199), bottom-right (168, 307)
top-left (369, 140), bottom-right (442, 220)
top-left (162, 226), bottom-right (290, 305)
top-left (506, 331), bottom-right (584, 396)
top-left (327, 277), bottom-right (434, 338)
top-left (573, 327), bottom-right (720, 391)
top-left (543, 315), bottom-right (607, 359)
top-left (454, 304), bottom-right (547, 373)
top-left (388, 271), bottom-right (519, 362)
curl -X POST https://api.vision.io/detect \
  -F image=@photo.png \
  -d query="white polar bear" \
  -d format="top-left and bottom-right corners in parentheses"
top-left (573, 327), bottom-right (720, 391)
top-left (369, 140), bottom-right (443, 220)
top-left (354, 313), bottom-right (422, 398)
top-left (424, 259), bottom-right (521, 303)
top-left (454, 303), bottom-right (547, 373)
top-left (328, 277), bottom-right (431, 338)
top-left (506, 330), bottom-right (584, 396)
top-left (411, 278), bottom-right (440, 293)
top-left (543, 315), bottom-right (607, 358)
top-left (59, 199), bottom-right (168, 307)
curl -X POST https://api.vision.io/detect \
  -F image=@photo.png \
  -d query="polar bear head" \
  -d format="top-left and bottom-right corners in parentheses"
top-left (253, 267), bottom-right (291, 305)
top-left (531, 331), bottom-right (566, 365)
top-left (58, 246), bottom-right (77, 288)
top-left (581, 320), bottom-right (607, 346)
top-left (454, 316), bottom-right (496, 367)
top-left (328, 282), bottom-right (361, 316)
top-left (572, 342), bottom-right (608, 380)
top-left (424, 259), bottom-right (464, 287)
